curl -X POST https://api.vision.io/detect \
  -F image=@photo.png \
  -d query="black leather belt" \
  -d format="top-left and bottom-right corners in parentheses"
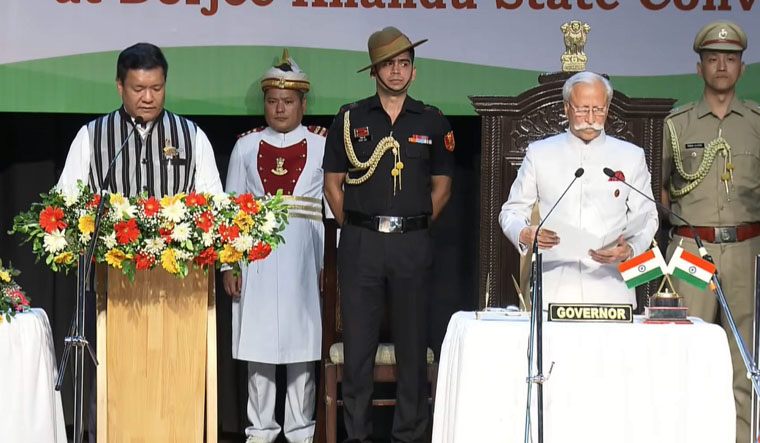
top-left (344, 211), bottom-right (429, 234)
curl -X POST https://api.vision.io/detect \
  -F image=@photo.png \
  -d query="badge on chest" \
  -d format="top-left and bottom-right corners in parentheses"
top-left (353, 127), bottom-right (371, 143)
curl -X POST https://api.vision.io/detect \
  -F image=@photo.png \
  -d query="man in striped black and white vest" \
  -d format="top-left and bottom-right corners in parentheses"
top-left (55, 42), bottom-right (223, 443)
top-left (58, 42), bottom-right (223, 196)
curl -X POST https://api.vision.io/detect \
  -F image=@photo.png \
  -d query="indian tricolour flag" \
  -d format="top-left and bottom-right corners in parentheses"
top-left (668, 247), bottom-right (717, 290)
top-left (618, 248), bottom-right (668, 289)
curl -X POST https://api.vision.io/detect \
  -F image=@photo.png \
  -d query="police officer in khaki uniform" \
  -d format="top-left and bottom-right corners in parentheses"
top-left (323, 26), bottom-right (455, 443)
top-left (662, 21), bottom-right (760, 443)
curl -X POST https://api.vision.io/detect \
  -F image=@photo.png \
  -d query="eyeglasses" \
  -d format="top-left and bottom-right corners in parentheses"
top-left (567, 104), bottom-right (607, 117)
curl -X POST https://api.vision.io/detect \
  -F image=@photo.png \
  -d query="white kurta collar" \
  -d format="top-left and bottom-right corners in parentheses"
top-left (565, 129), bottom-right (607, 150)
top-left (132, 118), bottom-right (154, 139)
top-left (262, 125), bottom-right (306, 147)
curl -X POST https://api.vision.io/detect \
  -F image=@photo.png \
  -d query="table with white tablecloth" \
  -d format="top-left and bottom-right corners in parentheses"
top-left (0, 308), bottom-right (67, 443)
top-left (433, 311), bottom-right (735, 443)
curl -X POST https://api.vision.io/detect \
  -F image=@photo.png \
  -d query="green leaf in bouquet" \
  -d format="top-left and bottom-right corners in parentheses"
top-left (122, 261), bottom-right (136, 282)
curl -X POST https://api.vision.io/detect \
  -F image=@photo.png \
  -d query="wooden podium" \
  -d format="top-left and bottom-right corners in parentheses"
top-left (95, 265), bottom-right (218, 442)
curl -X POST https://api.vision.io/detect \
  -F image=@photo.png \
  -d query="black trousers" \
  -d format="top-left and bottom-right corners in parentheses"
top-left (338, 224), bottom-right (432, 443)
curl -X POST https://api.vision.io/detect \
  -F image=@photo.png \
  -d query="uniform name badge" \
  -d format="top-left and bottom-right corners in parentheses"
top-left (353, 127), bottom-right (371, 143)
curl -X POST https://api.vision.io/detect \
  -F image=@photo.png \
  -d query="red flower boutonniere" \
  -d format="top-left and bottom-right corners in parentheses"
top-left (608, 170), bottom-right (625, 182)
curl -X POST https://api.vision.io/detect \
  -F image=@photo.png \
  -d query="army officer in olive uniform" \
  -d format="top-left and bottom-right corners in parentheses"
top-left (662, 21), bottom-right (760, 443)
top-left (323, 26), bottom-right (455, 443)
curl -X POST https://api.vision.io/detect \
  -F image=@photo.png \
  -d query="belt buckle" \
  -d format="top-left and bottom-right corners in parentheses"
top-left (376, 216), bottom-right (403, 234)
top-left (714, 227), bottom-right (737, 244)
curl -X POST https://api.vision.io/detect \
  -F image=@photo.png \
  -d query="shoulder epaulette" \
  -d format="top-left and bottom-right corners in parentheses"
top-left (423, 105), bottom-right (444, 116)
top-left (339, 102), bottom-right (361, 114)
top-left (742, 100), bottom-right (760, 116)
top-left (666, 102), bottom-right (696, 120)
top-left (307, 125), bottom-right (328, 137)
top-left (237, 126), bottom-right (266, 138)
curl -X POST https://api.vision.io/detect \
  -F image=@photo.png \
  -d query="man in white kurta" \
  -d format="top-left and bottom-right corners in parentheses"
top-left (223, 51), bottom-right (323, 443)
top-left (54, 43), bottom-right (223, 443)
top-left (500, 72), bottom-right (658, 309)
top-left (57, 43), bottom-right (223, 197)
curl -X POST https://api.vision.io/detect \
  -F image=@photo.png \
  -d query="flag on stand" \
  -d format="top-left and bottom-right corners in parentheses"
top-left (668, 247), bottom-right (716, 290)
top-left (618, 247), bottom-right (668, 289)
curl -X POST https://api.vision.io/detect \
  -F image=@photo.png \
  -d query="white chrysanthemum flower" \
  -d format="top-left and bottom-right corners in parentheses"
top-left (261, 211), bottom-right (277, 235)
top-left (102, 232), bottom-right (117, 249)
top-left (174, 250), bottom-right (193, 261)
top-left (212, 193), bottom-right (231, 209)
top-left (170, 222), bottom-right (191, 243)
top-left (63, 192), bottom-right (79, 208)
top-left (144, 238), bottom-right (166, 255)
top-left (232, 234), bottom-right (254, 252)
top-left (43, 229), bottom-right (68, 254)
top-left (112, 200), bottom-right (137, 219)
top-left (79, 232), bottom-right (92, 245)
top-left (162, 201), bottom-right (186, 223)
top-left (202, 232), bottom-right (215, 247)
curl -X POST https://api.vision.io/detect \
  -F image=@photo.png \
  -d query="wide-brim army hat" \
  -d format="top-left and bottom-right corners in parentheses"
top-left (261, 49), bottom-right (310, 92)
top-left (693, 21), bottom-right (747, 53)
top-left (358, 26), bottom-right (427, 73)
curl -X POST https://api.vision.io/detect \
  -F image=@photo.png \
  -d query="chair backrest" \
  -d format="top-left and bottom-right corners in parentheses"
top-left (322, 218), bottom-right (342, 359)
top-left (472, 72), bottom-right (676, 310)
top-left (321, 219), bottom-right (395, 357)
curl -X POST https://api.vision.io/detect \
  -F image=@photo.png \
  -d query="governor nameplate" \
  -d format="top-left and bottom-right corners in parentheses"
top-left (548, 303), bottom-right (633, 323)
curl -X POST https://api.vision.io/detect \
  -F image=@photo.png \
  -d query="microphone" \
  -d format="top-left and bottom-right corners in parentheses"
top-left (531, 167), bottom-right (585, 256)
top-left (602, 167), bottom-right (709, 258)
top-left (83, 116), bottom-right (144, 277)
top-left (101, 116), bottom-right (144, 193)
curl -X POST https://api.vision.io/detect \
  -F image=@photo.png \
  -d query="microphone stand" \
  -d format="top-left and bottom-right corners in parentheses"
top-left (603, 168), bottom-right (760, 404)
top-left (55, 116), bottom-right (143, 443)
top-left (523, 167), bottom-right (584, 443)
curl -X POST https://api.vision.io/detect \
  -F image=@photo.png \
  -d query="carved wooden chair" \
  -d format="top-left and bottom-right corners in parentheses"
top-left (472, 72), bottom-right (676, 310)
top-left (317, 219), bottom-right (438, 443)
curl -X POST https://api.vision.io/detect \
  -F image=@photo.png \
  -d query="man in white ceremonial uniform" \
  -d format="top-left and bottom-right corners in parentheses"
top-left (223, 51), bottom-right (324, 443)
top-left (58, 42), bottom-right (223, 196)
top-left (500, 72), bottom-right (658, 309)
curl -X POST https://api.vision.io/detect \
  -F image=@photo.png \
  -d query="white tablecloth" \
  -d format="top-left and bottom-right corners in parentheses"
top-left (433, 311), bottom-right (735, 443)
top-left (0, 308), bottom-right (67, 443)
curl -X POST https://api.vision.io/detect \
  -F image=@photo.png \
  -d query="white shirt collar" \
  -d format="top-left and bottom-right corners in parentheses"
top-left (262, 124), bottom-right (306, 147)
top-left (131, 116), bottom-right (154, 139)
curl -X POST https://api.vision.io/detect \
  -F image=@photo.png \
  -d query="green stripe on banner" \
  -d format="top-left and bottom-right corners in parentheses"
top-left (1, 46), bottom-right (760, 115)
top-left (625, 267), bottom-right (663, 289)
top-left (672, 267), bottom-right (709, 291)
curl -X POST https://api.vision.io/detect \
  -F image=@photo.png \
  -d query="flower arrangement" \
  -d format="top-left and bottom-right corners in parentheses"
top-left (0, 259), bottom-right (30, 323)
top-left (11, 182), bottom-right (288, 280)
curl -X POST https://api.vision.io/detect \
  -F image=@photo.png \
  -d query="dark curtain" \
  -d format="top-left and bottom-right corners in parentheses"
top-left (0, 111), bottom-right (480, 437)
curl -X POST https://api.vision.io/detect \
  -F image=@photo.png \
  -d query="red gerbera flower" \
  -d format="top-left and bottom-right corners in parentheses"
top-left (159, 227), bottom-right (173, 244)
top-left (139, 196), bottom-right (162, 217)
top-left (185, 191), bottom-right (208, 208)
top-left (114, 218), bottom-right (140, 244)
top-left (249, 242), bottom-right (272, 261)
top-left (234, 194), bottom-right (260, 215)
top-left (218, 224), bottom-right (240, 242)
top-left (39, 206), bottom-right (68, 233)
top-left (134, 253), bottom-right (155, 271)
top-left (194, 247), bottom-right (218, 268)
top-left (86, 194), bottom-right (101, 209)
top-left (195, 211), bottom-right (215, 233)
